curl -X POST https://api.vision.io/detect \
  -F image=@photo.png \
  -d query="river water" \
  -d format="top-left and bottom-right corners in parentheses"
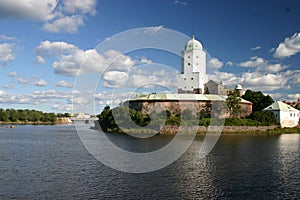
top-left (0, 125), bottom-right (299, 199)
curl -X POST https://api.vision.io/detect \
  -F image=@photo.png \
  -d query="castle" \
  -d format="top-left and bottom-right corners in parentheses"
top-left (126, 35), bottom-right (252, 118)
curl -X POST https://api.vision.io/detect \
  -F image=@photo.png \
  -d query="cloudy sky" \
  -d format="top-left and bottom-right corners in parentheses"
top-left (0, 0), bottom-right (300, 113)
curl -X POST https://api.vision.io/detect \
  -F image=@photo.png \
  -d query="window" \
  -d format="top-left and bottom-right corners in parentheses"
top-left (196, 56), bottom-right (199, 58)
top-left (290, 113), bottom-right (292, 117)
top-left (188, 56), bottom-right (190, 59)
top-left (191, 78), bottom-right (193, 80)
top-left (196, 63), bottom-right (199, 65)
top-left (188, 63), bottom-right (191, 65)
top-left (184, 78), bottom-right (186, 80)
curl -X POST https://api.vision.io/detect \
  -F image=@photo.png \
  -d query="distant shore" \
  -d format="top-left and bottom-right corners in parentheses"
top-left (102, 125), bottom-right (300, 135)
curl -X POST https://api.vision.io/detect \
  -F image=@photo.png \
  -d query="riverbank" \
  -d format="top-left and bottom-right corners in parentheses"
top-left (102, 125), bottom-right (300, 135)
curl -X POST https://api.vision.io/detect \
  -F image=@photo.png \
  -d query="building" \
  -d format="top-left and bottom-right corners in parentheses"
top-left (126, 35), bottom-right (252, 118)
top-left (263, 101), bottom-right (300, 127)
top-left (177, 35), bottom-right (207, 94)
top-left (204, 80), bottom-right (229, 95)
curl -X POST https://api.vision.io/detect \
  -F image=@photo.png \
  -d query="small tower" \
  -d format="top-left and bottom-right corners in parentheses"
top-left (177, 35), bottom-right (207, 94)
top-left (235, 84), bottom-right (243, 97)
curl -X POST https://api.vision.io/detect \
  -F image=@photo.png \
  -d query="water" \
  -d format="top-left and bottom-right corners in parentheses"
top-left (0, 125), bottom-right (299, 199)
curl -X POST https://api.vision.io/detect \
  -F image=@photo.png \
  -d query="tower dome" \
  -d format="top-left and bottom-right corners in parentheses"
top-left (185, 35), bottom-right (203, 51)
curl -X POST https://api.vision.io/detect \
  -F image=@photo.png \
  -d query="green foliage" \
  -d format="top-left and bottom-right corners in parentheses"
top-left (249, 111), bottom-right (278, 125)
top-left (226, 90), bottom-right (241, 118)
top-left (242, 90), bottom-right (274, 112)
top-left (0, 108), bottom-right (57, 123)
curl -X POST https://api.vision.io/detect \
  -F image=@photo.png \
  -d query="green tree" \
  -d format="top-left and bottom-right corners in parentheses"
top-left (226, 90), bottom-right (241, 118)
top-left (242, 90), bottom-right (274, 112)
top-left (249, 111), bottom-right (278, 125)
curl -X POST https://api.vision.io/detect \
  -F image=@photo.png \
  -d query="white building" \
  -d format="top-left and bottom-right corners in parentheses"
top-left (177, 35), bottom-right (207, 94)
top-left (263, 101), bottom-right (300, 128)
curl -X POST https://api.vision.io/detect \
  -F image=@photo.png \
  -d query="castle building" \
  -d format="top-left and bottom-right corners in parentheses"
top-left (126, 35), bottom-right (252, 118)
top-left (177, 35), bottom-right (207, 94)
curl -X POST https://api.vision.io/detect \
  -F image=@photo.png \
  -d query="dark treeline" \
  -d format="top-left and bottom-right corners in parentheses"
top-left (0, 108), bottom-right (57, 123)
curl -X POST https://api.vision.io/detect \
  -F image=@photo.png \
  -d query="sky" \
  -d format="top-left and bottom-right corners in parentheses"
top-left (0, 0), bottom-right (300, 114)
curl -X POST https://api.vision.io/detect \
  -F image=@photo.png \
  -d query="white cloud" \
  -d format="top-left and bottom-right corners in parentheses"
top-left (174, 0), bottom-right (187, 6)
top-left (0, 0), bottom-right (57, 21)
top-left (0, 34), bottom-right (16, 41)
top-left (43, 15), bottom-right (84, 33)
top-left (52, 103), bottom-right (73, 111)
top-left (63, 0), bottom-right (97, 15)
top-left (34, 55), bottom-right (46, 64)
top-left (103, 71), bottom-right (129, 88)
top-left (286, 94), bottom-right (300, 101)
top-left (143, 25), bottom-right (164, 34)
top-left (8, 71), bottom-right (17, 77)
top-left (35, 40), bottom-right (77, 63)
top-left (140, 57), bottom-right (152, 64)
top-left (239, 57), bottom-right (286, 73)
top-left (207, 58), bottom-right (223, 69)
top-left (0, 90), bottom-right (5, 95)
top-left (35, 41), bottom-right (136, 77)
top-left (225, 61), bottom-right (234, 66)
top-left (250, 46), bottom-right (261, 51)
top-left (55, 80), bottom-right (73, 88)
top-left (273, 33), bottom-right (300, 58)
top-left (0, 43), bottom-right (16, 63)
top-left (34, 79), bottom-right (47, 87)
top-left (208, 69), bottom-right (295, 92)
top-left (0, 0), bottom-right (98, 34)
top-left (242, 71), bottom-right (289, 91)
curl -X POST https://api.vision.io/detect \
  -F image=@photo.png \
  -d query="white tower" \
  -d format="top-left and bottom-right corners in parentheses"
top-left (177, 35), bottom-right (207, 94)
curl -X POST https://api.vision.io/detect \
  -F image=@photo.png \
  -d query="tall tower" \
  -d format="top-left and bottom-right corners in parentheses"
top-left (177, 35), bottom-right (207, 94)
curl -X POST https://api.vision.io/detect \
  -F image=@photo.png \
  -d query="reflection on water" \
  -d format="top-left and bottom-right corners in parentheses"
top-left (0, 125), bottom-right (299, 199)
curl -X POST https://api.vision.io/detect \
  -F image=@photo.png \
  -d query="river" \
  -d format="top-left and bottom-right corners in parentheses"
top-left (0, 125), bottom-right (299, 199)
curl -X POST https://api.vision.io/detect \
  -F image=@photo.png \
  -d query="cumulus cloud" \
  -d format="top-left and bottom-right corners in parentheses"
top-left (0, 0), bottom-right (98, 33)
top-left (35, 40), bottom-right (77, 61)
top-left (63, 0), bottom-right (97, 15)
top-left (43, 15), bottom-right (84, 33)
top-left (140, 57), bottom-right (152, 64)
top-left (55, 80), bottom-right (73, 88)
top-left (0, 43), bottom-right (16, 64)
top-left (8, 71), bottom-right (17, 77)
top-left (207, 57), bottom-right (223, 69)
top-left (35, 41), bottom-right (136, 77)
top-left (0, 0), bottom-right (57, 21)
top-left (34, 79), bottom-right (47, 87)
top-left (208, 69), bottom-right (295, 92)
top-left (273, 33), bottom-right (300, 58)
top-left (239, 56), bottom-right (286, 73)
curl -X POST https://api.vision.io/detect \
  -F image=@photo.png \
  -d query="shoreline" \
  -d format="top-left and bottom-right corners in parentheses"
top-left (102, 125), bottom-right (300, 135)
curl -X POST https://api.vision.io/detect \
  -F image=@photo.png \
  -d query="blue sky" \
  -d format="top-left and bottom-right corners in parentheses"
top-left (0, 0), bottom-right (299, 113)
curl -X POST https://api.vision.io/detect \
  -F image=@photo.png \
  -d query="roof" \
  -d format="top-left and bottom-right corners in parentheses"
top-left (129, 93), bottom-right (252, 104)
top-left (235, 84), bottom-right (243, 90)
top-left (263, 101), bottom-right (299, 112)
top-left (185, 35), bottom-right (203, 51)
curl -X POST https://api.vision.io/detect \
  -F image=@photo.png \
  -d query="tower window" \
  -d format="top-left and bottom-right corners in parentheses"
top-left (196, 63), bottom-right (199, 65)
top-left (196, 56), bottom-right (199, 58)
top-left (188, 63), bottom-right (191, 65)
top-left (188, 56), bottom-right (190, 59)
top-left (191, 78), bottom-right (193, 80)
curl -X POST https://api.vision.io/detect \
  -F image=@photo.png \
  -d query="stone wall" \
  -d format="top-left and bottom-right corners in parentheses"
top-left (129, 100), bottom-right (252, 118)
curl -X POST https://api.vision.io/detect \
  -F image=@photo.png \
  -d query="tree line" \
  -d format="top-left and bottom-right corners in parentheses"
top-left (0, 108), bottom-right (57, 123)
